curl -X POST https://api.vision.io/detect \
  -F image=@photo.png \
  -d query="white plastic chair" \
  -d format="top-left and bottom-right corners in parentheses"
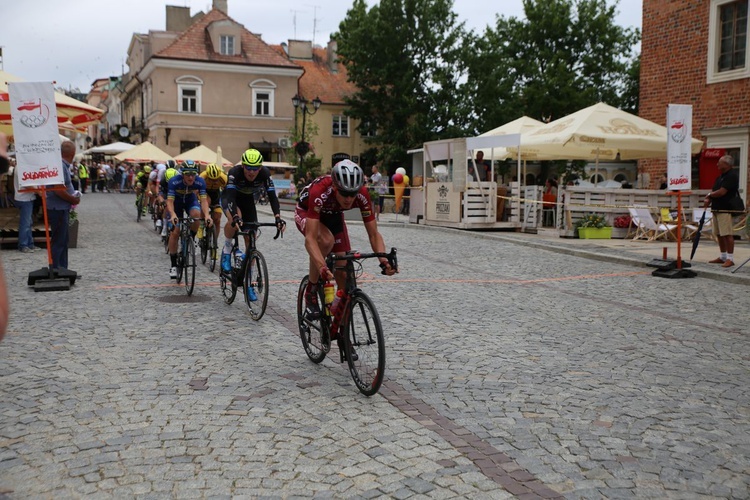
top-left (628, 207), bottom-right (678, 241)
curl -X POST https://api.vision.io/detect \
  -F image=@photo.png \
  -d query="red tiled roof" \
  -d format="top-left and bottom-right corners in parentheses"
top-left (156, 9), bottom-right (299, 69)
top-left (269, 45), bottom-right (356, 105)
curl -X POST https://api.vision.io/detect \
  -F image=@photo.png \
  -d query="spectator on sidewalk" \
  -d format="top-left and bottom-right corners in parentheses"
top-left (705, 154), bottom-right (740, 268)
top-left (13, 166), bottom-right (38, 252)
top-left (47, 141), bottom-right (82, 270)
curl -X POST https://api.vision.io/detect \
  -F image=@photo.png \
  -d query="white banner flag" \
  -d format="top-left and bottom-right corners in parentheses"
top-left (666, 104), bottom-right (692, 191)
top-left (9, 81), bottom-right (63, 188)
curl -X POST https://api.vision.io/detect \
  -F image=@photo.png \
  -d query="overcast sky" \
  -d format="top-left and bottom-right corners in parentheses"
top-left (2, 0), bottom-right (642, 92)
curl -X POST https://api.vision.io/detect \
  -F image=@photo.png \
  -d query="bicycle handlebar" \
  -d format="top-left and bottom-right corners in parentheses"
top-left (326, 247), bottom-right (398, 275)
top-left (231, 220), bottom-right (284, 240)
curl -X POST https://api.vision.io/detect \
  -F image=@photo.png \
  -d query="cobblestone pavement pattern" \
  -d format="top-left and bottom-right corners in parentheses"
top-left (1, 192), bottom-right (749, 499)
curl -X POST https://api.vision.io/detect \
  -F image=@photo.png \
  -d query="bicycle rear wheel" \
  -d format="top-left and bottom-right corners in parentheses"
top-left (343, 291), bottom-right (385, 396)
top-left (244, 250), bottom-right (269, 321)
top-left (184, 237), bottom-right (196, 295)
top-left (297, 276), bottom-right (327, 363)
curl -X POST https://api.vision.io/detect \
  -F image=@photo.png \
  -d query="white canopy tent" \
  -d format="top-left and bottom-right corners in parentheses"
top-left (83, 141), bottom-right (135, 155)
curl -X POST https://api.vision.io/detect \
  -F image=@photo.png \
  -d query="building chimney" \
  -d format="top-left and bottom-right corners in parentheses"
top-left (326, 40), bottom-right (338, 72)
top-left (166, 5), bottom-right (192, 32)
top-left (213, 0), bottom-right (228, 14)
top-left (288, 40), bottom-right (313, 60)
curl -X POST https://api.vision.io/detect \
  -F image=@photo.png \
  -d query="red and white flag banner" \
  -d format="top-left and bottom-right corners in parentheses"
top-left (9, 81), bottom-right (63, 188)
top-left (666, 104), bottom-right (692, 191)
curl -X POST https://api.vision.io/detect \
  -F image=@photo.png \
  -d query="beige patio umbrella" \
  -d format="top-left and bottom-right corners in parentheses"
top-left (174, 144), bottom-right (233, 166)
top-left (114, 141), bottom-right (173, 163)
top-left (519, 102), bottom-right (703, 160)
top-left (0, 69), bottom-right (104, 137)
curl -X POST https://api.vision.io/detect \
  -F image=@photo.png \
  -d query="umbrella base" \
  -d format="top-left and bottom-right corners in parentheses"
top-left (647, 258), bottom-right (691, 270)
top-left (652, 268), bottom-right (697, 279)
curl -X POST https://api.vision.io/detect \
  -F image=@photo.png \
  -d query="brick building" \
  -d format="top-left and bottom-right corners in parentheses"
top-left (640, 0), bottom-right (748, 202)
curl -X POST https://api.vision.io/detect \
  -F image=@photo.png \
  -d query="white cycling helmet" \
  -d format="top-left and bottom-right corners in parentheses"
top-left (331, 159), bottom-right (364, 194)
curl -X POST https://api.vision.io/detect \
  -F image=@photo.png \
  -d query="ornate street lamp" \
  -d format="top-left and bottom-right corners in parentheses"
top-left (291, 94), bottom-right (321, 163)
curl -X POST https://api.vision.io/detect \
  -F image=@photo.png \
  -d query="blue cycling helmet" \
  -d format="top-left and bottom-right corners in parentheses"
top-left (180, 160), bottom-right (198, 174)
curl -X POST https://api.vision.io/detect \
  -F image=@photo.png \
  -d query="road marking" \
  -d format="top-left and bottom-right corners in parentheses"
top-left (96, 271), bottom-right (648, 290)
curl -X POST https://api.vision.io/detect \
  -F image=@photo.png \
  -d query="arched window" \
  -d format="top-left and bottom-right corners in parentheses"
top-left (176, 76), bottom-right (203, 114)
top-left (249, 79), bottom-right (276, 117)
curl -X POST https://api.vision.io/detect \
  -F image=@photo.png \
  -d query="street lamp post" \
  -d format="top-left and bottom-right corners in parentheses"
top-left (291, 94), bottom-right (321, 166)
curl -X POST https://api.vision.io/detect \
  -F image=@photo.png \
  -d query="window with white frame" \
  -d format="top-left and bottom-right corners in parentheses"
top-left (707, 0), bottom-right (750, 83)
top-left (176, 76), bottom-right (203, 114)
top-left (332, 115), bottom-right (349, 137)
top-left (220, 35), bottom-right (235, 55)
top-left (249, 79), bottom-right (275, 117)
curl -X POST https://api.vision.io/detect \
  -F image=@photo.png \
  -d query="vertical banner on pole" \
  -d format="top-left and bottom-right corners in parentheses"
top-left (8, 81), bottom-right (63, 188)
top-left (666, 104), bottom-right (692, 191)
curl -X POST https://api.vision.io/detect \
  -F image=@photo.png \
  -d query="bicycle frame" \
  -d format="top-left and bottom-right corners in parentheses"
top-left (323, 248), bottom-right (398, 359)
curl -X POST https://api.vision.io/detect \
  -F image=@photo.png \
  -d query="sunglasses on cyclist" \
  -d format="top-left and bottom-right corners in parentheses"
top-left (183, 172), bottom-right (197, 177)
top-left (244, 166), bottom-right (261, 172)
top-left (339, 191), bottom-right (358, 198)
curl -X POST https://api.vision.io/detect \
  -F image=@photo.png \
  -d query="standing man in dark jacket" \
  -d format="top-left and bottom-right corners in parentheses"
top-left (47, 141), bottom-right (82, 270)
top-left (704, 155), bottom-right (741, 268)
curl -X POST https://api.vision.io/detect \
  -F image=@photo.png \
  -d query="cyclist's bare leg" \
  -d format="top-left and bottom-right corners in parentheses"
top-left (308, 225), bottom-right (335, 284)
top-left (211, 208), bottom-right (222, 241)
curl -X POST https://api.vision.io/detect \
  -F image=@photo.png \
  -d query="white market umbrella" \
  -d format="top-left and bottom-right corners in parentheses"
top-left (175, 144), bottom-right (232, 166)
top-left (83, 141), bottom-right (135, 155)
top-left (114, 141), bottom-right (173, 163)
top-left (519, 102), bottom-right (704, 184)
top-left (519, 102), bottom-right (703, 160)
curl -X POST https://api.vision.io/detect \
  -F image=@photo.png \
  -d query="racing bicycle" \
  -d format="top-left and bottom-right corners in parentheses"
top-left (220, 219), bottom-right (284, 320)
top-left (296, 248), bottom-right (397, 396)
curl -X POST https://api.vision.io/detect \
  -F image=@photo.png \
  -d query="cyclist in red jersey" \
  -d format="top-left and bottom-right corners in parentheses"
top-left (295, 159), bottom-right (397, 316)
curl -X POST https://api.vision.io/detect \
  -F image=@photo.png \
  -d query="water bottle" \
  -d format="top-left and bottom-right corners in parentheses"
top-left (323, 282), bottom-right (335, 316)
top-left (234, 249), bottom-right (244, 269)
top-left (330, 289), bottom-right (344, 316)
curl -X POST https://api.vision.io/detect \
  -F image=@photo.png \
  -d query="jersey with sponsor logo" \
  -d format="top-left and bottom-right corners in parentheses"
top-left (297, 175), bottom-right (375, 222)
top-left (167, 174), bottom-right (207, 201)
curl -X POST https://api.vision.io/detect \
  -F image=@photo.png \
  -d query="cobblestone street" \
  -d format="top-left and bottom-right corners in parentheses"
top-left (1, 191), bottom-right (748, 498)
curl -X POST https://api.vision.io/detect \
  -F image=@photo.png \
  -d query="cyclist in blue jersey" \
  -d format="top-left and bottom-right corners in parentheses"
top-left (220, 149), bottom-right (286, 298)
top-left (166, 160), bottom-right (212, 279)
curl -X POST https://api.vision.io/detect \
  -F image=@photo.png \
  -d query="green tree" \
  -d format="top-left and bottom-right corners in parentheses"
top-left (463, 0), bottom-right (640, 132)
top-left (334, 0), bottom-right (468, 168)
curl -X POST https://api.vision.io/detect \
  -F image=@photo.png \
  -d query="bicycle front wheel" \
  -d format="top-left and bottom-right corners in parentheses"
top-left (343, 291), bottom-right (385, 396)
top-left (297, 276), bottom-right (327, 363)
top-left (184, 237), bottom-right (196, 296)
top-left (244, 250), bottom-right (269, 321)
top-left (199, 233), bottom-right (208, 264)
top-left (209, 234), bottom-right (218, 273)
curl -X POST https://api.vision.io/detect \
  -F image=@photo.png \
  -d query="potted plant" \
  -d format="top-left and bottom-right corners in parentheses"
top-left (69, 206), bottom-right (79, 248)
top-left (574, 213), bottom-right (612, 239)
top-left (612, 214), bottom-right (633, 239)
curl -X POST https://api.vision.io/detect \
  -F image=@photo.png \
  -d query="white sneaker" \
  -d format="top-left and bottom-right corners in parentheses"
top-left (161, 226), bottom-right (168, 237)
top-left (156, 220), bottom-right (163, 228)
top-left (169, 267), bottom-right (178, 279)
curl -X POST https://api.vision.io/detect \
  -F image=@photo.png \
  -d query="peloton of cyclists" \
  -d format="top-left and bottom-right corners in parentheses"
top-left (295, 159), bottom-right (397, 317)
top-left (166, 160), bottom-right (212, 279)
top-left (220, 149), bottom-right (286, 300)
